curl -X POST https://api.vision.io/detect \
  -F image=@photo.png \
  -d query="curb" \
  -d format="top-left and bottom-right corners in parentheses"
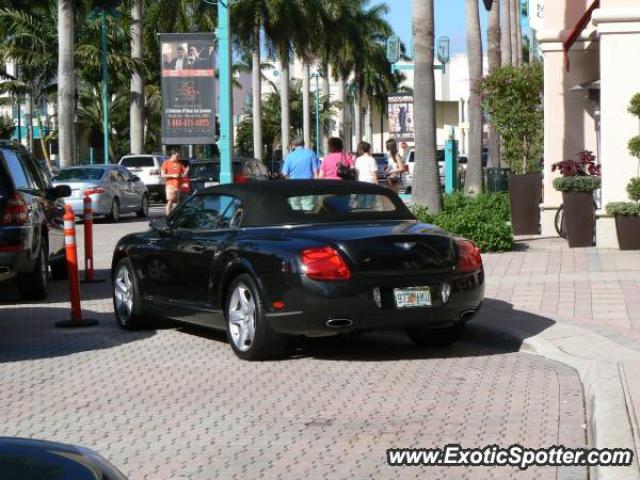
top-left (475, 318), bottom-right (640, 480)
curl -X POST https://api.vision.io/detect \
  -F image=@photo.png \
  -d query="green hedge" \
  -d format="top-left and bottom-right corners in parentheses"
top-left (605, 202), bottom-right (640, 217)
top-left (552, 176), bottom-right (601, 193)
top-left (410, 193), bottom-right (513, 252)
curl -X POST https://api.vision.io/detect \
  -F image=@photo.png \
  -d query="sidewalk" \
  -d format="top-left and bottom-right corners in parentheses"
top-left (479, 236), bottom-right (640, 480)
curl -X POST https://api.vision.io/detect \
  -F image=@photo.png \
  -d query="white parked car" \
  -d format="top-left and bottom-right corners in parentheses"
top-left (118, 154), bottom-right (168, 201)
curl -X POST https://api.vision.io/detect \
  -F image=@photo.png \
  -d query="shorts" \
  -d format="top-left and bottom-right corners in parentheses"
top-left (165, 185), bottom-right (180, 202)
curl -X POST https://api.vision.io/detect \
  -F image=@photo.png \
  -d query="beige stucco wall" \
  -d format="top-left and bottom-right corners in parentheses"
top-left (539, 0), bottom-right (600, 236)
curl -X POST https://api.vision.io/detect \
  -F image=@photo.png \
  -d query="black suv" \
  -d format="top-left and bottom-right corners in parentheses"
top-left (0, 141), bottom-right (71, 300)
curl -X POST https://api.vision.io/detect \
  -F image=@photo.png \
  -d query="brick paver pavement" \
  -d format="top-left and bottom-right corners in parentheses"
top-left (0, 210), bottom-right (587, 479)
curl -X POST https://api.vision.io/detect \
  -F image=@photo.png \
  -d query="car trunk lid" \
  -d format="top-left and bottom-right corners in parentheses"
top-left (289, 221), bottom-right (456, 274)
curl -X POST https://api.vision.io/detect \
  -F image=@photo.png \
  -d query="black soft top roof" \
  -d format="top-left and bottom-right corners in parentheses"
top-left (198, 180), bottom-right (415, 227)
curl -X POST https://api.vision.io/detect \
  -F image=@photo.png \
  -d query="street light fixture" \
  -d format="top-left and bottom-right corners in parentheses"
top-left (310, 71), bottom-right (322, 157)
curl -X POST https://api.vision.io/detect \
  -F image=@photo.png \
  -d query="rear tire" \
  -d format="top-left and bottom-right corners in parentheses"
top-left (112, 257), bottom-right (149, 329)
top-left (225, 273), bottom-right (288, 361)
top-left (17, 244), bottom-right (48, 301)
top-left (137, 195), bottom-right (149, 218)
top-left (407, 323), bottom-right (465, 347)
top-left (106, 198), bottom-right (120, 223)
top-left (50, 257), bottom-right (68, 280)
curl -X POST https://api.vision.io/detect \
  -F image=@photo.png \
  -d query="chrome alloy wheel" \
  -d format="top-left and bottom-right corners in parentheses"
top-left (114, 264), bottom-right (134, 324)
top-left (227, 284), bottom-right (256, 352)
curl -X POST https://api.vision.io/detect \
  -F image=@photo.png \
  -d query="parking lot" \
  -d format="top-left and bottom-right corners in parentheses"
top-left (0, 205), bottom-right (587, 479)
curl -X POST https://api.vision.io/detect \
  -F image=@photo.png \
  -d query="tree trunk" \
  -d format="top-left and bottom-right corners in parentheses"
top-left (515, 0), bottom-right (523, 64)
top-left (26, 94), bottom-right (33, 154)
top-left (322, 64), bottom-right (330, 154)
top-left (58, 0), bottom-right (75, 167)
top-left (302, 62), bottom-right (311, 148)
top-left (36, 107), bottom-right (50, 165)
top-left (252, 26), bottom-right (263, 160)
top-left (130, 0), bottom-right (144, 154)
top-left (364, 96), bottom-right (373, 145)
top-left (337, 76), bottom-right (346, 142)
top-left (488, 0), bottom-right (501, 168)
top-left (500, 0), bottom-right (512, 66)
top-left (510, 0), bottom-right (518, 65)
top-left (465, 0), bottom-right (484, 196)
top-left (279, 52), bottom-right (290, 155)
top-left (412, 0), bottom-right (442, 213)
top-left (353, 87), bottom-right (362, 146)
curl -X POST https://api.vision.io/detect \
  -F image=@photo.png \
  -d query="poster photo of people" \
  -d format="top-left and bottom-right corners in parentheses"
top-left (387, 94), bottom-right (414, 138)
top-left (160, 33), bottom-right (216, 145)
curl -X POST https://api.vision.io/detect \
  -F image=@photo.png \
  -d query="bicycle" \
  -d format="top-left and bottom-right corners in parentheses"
top-left (554, 200), bottom-right (598, 241)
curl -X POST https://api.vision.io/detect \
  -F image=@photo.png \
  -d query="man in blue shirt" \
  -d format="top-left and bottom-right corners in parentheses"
top-left (281, 137), bottom-right (319, 179)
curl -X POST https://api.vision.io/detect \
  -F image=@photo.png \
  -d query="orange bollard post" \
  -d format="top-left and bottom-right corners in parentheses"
top-left (55, 205), bottom-right (98, 328)
top-left (81, 195), bottom-right (104, 284)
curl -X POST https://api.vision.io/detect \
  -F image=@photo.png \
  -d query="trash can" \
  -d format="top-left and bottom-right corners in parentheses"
top-left (486, 167), bottom-right (510, 193)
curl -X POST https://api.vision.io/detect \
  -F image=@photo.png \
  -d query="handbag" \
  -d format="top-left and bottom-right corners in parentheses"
top-left (336, 153), bottom-right (356, 181)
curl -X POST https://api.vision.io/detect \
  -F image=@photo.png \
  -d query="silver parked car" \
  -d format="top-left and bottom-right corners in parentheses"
top-left (51, 165), bottom-right (149, 222)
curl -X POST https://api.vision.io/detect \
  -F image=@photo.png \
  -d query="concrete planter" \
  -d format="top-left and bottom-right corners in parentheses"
top-left (508, 173), bottom-right (542, 235)
top-left (563, 192), bottom-right (595, 248)
top-left (614, 215), bottom-right (640, 250)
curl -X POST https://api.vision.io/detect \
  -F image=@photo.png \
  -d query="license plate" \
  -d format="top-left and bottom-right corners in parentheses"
top-left (204, 181), bottom-right (219, 188)
top-left (394, 287), bottom-right (432, 308)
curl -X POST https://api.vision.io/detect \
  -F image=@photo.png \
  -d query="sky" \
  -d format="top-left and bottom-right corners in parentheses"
top-left (384, 0), bottom-right (489, 56)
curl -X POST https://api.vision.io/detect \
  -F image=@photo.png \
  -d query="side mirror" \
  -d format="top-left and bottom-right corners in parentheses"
top-left (49, 185), bottom-right (71, 199)
top-left (132, 175), bottom-right (141, 182)
top-left (149, 217), bottom-right (169, 234)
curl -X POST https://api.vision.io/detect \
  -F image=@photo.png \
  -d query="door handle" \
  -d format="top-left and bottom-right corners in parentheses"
top-left (192, 244), bottom-right (205, 253)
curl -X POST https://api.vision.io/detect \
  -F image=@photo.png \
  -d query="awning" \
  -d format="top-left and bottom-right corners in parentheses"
top-left (563, 0), bottom-right (600, 70)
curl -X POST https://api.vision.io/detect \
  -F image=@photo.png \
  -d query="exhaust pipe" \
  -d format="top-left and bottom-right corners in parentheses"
top-left (326, 318), bottom-right (353, 328)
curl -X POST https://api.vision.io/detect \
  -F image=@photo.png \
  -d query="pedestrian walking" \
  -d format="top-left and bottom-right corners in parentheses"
top-left (161, 147), bottom-right (188, 216)
top-left (281, 137), bottom-right (319, 179)
top-left (385, 139), bottom-right (405, 192)
top-left (319, 137), bottom-right (355, 180)
top-left (355, 141), bottom-right (378, 184)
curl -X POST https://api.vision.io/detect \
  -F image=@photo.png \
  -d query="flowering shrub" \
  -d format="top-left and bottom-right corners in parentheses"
top-left (551, 150), bottom-right (601, 177)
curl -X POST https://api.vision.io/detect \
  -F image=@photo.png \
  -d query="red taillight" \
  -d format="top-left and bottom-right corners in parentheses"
top-left (456, 239), bottom-right (482, 273)
top-left (1, 192), bottom-right (28, 225)
top-left (234, 174), bottom-right (248, 184)
top-left (300, 246), bottom-right (351, 281)
top-left (84, 187), bottom-right (105, 196)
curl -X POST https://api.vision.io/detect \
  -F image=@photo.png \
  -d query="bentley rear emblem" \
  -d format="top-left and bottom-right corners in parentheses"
top-left (396, 242), bottom-right (416, 250)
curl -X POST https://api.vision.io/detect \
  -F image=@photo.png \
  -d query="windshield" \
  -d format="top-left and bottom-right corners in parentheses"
top-left (191, 163), bottom-right (220, 179)
top-left (54, 168), bottom-right (105, 182)
top-left (120, 157), bottom-right (156, 168)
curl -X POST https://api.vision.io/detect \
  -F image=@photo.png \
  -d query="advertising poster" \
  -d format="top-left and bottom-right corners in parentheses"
top-left (387, 94), bottom-right (415, 139)
top-left (160, 33), bottom-right (216, 145)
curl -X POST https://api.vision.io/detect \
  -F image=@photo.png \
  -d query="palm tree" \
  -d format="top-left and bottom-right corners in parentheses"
top-left (510, 0), bottom-right (518, 65)
top-left (130, 0), bottom-right (144, 154)
top-left (412, 0), bottom-right (441, 213)
top-left (515, 0), bottom-right (523, 64)
top-left (232, 0), bottom-right (268, 159)
top-left (0, 6), bottom-right (57, 164)
top-left (465, 0), bottom-right (483, 195)
top-left (486, 0), bottom-right (501, 168)
top-left (500, 0), bottom-right (511, 65)
top-left (58, 0), bottom-right (75, 167)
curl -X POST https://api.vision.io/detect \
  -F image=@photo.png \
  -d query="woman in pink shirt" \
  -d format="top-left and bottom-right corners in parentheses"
top-left (319, 137), bottom-right (354, 180)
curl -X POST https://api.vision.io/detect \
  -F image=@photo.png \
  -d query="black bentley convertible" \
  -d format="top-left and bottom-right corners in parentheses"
top-left (111, 180), bottom-right (484, 360)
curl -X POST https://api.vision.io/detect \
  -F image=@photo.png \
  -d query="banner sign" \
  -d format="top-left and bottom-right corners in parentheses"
top-left (387, 94), bottom-right (414, 139)
top-left (160, 33), bottom-right (216, 145)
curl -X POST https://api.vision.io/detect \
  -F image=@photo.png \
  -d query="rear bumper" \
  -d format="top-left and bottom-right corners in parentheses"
top-left (65, 194), bottom-right (113, 216)
top-left (261, 270), bottom-right (485, 337)
top-left (146, 184), bottom-right (165, 196)
top-left (0, 226), bottom-right (35, 281)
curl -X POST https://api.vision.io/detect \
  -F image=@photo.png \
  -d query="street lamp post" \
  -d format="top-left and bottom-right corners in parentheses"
top-left (215, 0), bottom-right (233, 184)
